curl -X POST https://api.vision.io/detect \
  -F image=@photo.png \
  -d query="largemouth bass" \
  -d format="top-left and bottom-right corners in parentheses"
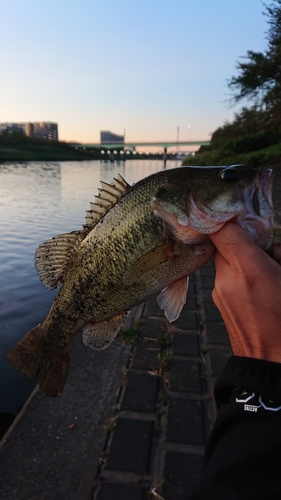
top-left (6, 165), bottom-right (275, 397)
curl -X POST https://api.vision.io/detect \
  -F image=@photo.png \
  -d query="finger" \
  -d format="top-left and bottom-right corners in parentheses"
top-left (212, 246), bottom-right (240, 294)
top-left (209, 222), bottom-right (255, 263)
top-left (213, 247), bottom-right (229, 274)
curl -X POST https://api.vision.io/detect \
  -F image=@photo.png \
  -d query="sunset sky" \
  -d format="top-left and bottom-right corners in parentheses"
top-left (1, 0), bottom-right (268, 144)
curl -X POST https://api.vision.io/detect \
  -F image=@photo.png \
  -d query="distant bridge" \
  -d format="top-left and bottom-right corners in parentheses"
top-left (72, 140), bottom-right (210, 150)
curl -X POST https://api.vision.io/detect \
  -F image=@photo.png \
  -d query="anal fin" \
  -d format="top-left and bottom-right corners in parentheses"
top-left (83, 312), bottom-right (129, 350)
top-left (157, 276), bottom-right (189, 322)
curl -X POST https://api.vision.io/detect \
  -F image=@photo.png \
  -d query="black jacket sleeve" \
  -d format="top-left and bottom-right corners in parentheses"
top-left (188, 356), bottom-right (281, 500)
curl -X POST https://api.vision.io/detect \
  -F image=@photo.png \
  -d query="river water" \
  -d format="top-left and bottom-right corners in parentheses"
top-left (0, 159), bottom-right (181, 415)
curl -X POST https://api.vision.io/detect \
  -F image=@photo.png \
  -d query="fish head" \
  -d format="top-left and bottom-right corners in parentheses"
top-left (152, 165), bottom-right (275, 250)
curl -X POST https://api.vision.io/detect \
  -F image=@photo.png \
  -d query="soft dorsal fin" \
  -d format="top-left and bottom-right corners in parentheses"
top-left (84, 173), bottom-right (130, 228)
top-left (35, 230), bottom-right (83, 289)
top-left (157, 276), bottom-right (189, 322)
top-left (82, 312), bottom-right (129, 350)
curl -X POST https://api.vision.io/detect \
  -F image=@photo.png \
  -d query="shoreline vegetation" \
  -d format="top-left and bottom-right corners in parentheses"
top-left (0, 132), bottom-right (280, 167)
top-left (0, 133), bottom-right (168, 163)
top-left (182, 134), bottom-right (281, 169)
top-left (0, 133), bottom-right (96, 162)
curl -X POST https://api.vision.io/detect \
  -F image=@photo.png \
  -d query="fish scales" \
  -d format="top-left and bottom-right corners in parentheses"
top-left (42, 170), bottom-right (184, 338)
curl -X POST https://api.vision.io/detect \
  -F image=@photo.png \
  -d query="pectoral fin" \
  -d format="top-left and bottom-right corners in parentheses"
top-left (83, 312), bottom-right (129, 350)
top-left (124, 242), bottom-right (174, 286)
top-left (157, 276), bottom-right (189, 322)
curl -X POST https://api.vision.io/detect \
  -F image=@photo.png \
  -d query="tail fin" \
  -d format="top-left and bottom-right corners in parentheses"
top-left (6, 324), bottom-right (70, 397)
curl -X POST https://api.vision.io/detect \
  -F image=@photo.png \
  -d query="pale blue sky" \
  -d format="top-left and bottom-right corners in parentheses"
top-left (0, 0), bottom-right (268, 144)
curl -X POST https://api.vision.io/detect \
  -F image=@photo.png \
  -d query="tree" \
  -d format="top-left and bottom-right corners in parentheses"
top-left (228, 0), bottom-right (281, 127)
top-left (211, 106), bottom-right (269, 149)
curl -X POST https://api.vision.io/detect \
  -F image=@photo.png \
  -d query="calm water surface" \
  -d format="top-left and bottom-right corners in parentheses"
top-left (0, 159), bottom-right (181, 414)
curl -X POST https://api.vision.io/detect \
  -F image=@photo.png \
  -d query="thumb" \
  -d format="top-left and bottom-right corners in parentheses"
top-left (209, 221), bottom-right (256, 262)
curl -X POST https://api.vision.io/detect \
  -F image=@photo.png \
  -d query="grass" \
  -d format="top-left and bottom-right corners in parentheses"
top-left (104, 415), bottom-right (120, 431)
top-left (0, 133), bottom-right (99, 162)
top-left (155, 390), bottom-right (171, 415)
top-left (157, 353), bottom-right (173, 373)
top-left (157, 333), bottom-right (172, 350)
top-left (118, 322), bottom-right (142, 346)
top-left (182, 142), bottom-right (281, 168)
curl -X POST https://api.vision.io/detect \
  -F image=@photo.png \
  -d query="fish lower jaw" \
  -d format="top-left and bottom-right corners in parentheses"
top-left (175, 232), bottom-right (208, 244)
top-left (238, 214), bottom-right (274, 250)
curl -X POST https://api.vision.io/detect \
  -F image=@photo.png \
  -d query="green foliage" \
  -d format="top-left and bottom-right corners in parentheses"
top-left (157, 333), bottom-right (171, 350)
top-left (229, 131), bottom-right (279, 154)
top-left (155, 391), bottom-right (171, 415)
top-left (122, 368), bottom-right (130, 381)
top-left (228, 0), bottom-right (281, 125)
top-left (119, 322), bottom-right (142, 346)
top-left (104, 404), bottom-right (122, 431)
top-left (182, 142), bottom-right (281, 168)
top-left (104, 415), bottom-right (119, 431)
top-left (0, 131), bottom-right (98, 162)
top-left (157, 352), bottom-right (172, 371)
top-left (111, 403), bottom-right (121, 413)
top-left (210, 107), bottom-right (271, 150)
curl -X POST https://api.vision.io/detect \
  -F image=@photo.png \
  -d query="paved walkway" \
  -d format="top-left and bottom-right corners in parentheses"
top-left (0, 261), bottom-right (232, 500)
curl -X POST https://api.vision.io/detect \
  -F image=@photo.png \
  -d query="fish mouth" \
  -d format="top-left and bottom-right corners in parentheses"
top-left (249, 169), bottom-right (274, 219)
top-left (237, 168), bottom-right (275, 249)
top-left (152, 167), bottom-right (275, 249)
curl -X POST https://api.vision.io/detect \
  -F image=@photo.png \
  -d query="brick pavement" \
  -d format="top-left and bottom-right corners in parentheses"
top-left (93, 261), bottom-right (233, 500)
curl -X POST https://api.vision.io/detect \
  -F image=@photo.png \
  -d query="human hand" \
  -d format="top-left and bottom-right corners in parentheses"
top-left (209, 222), bottom-right (281, 363)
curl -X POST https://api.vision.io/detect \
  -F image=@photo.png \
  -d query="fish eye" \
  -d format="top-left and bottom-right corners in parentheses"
top-left (220, 168), bottom-right (239, 181)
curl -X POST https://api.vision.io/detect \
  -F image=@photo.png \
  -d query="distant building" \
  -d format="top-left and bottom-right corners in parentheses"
top-left (100, 130), bottom-right (124, 143)
top-left (0, 123), bottom-right (25, 134)
top-left (31, 122), bottom-right (58, 141)
top-left (0, 122), bottom-right (58, 141)
top-left (25, 122), bottom-right (34, 137)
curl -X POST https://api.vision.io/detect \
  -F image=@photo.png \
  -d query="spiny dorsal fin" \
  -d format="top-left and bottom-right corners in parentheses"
top-left (84, 173), bottom-right (130, 228)
top-left (35, 230), bottom-right (83, 289)
top-left (82, 312), bottom-right (129, 350)
top-left (157, 276), bottom-right (189, 322)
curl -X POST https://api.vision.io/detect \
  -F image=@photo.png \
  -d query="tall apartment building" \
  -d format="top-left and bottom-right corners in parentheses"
top-left (0, 122), bottom-right (58, 141)
top-left (30, 122), bottom-right (58, 141)
top-left (0, 123), bottom-right (26, 134)
top-left (100, 130), bottom-right (124, 143)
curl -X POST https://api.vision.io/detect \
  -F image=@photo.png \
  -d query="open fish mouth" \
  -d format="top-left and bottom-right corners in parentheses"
top-left (246, 169), bottom-right (275, 219)
top-left (191, 167), bottom-right (275, 249)
top-left (237, 168), bottom-right (275, 249)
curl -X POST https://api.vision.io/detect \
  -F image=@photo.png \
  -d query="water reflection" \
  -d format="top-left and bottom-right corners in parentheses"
top-left (0, 159), bottom-right (181, 415)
